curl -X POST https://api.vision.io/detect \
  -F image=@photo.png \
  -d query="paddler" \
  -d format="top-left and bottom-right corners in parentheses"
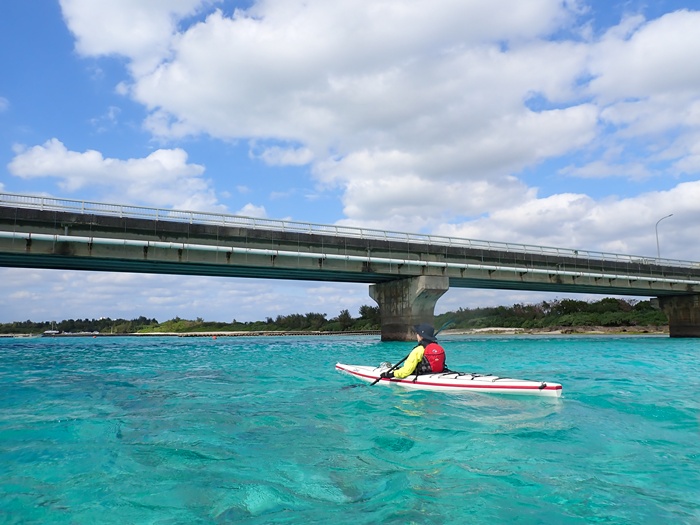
top-left (380, 323), bottom-right (447, 379)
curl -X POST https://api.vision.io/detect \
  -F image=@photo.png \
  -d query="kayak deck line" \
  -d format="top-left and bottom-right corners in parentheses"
top-left (335, 363), bottom-right (562, 397)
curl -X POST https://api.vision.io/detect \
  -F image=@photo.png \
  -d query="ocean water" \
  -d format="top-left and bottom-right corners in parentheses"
top-left (0, 334), bottom-right (698, 524)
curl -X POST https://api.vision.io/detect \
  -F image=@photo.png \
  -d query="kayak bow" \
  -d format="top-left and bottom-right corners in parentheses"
top-left (336, 363), bottom-right (562, 397)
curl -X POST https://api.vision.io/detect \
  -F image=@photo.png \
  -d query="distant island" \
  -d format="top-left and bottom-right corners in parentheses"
top-left (0, 298), bottom-right (668, 336)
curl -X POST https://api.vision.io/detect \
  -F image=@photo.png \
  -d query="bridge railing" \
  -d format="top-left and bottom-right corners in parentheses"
top-left (1, 192), bottom-right (696, 270)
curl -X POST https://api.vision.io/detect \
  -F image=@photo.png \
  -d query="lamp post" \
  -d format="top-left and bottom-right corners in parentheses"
top-left (655, 213), bottom-right (673, 259)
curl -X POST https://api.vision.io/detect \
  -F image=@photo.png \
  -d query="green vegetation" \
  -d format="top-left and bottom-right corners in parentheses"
top-left (0, 298), bottom-right (667, 335)
top-left (0, 306), bottom-right (383, 335)
top-left (435, 298), bottom-right (667, 331)
top-left (0, 316), bottom-right (159, 335)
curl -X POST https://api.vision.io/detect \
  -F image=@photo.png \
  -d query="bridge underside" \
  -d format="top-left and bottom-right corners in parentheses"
top-left (0, 250), bottom-right (696, 297)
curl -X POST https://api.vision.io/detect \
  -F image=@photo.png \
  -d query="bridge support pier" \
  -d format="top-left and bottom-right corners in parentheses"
top-left (657, 294), bottom-right (700, 337)
top-left (369, 276), bottom-right (449, 341)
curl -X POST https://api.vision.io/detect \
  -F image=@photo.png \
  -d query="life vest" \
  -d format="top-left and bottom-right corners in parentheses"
top-left (416, 342), bottom-right (445, 374)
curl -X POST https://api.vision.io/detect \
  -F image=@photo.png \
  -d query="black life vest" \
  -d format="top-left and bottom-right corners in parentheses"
top-left (415, 342), bottom-right (445, 374)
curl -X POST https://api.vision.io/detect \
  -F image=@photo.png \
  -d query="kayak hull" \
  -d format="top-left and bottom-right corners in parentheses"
top-left (335, 363), bottom-right (562, 397)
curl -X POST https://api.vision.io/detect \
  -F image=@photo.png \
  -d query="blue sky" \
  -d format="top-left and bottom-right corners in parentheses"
top-left (1, 0), bottom-right (699, 323)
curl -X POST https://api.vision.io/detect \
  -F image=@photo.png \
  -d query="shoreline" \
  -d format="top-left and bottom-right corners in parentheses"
top-left (0, 326), bottom-right (669, 338)
top-left (442, 325), bottom-right (668, 336)
top-left (1, 330), bottom-right (382, 338)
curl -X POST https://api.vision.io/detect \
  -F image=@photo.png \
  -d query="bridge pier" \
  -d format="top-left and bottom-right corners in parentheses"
top-left (657, 295), bottom-right (700, 337)
top-left (369, 276), bottom-right (449, 341)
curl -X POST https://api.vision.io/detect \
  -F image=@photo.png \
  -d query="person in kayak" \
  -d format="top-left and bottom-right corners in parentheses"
top-left (380, 323), bottom-right (446, 379)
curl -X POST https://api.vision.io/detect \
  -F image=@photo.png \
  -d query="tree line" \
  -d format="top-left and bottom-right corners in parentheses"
top-left (0, 298), bottom-right (667, 335)
top-left (0, 316), bottom-right (160, 335)
top-left (435, 297), bottom-right (667, 330)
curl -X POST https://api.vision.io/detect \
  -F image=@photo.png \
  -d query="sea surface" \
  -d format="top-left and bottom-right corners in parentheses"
top-left (0, 334), bottom-right (698, 524)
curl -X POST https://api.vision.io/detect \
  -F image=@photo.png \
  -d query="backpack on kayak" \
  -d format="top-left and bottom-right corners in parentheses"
top-left (415, 342), bottom-right (446, 374)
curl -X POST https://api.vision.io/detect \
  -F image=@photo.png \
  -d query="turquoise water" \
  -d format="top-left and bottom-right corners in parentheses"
top-left (1, 335), bottom-right (698, 524)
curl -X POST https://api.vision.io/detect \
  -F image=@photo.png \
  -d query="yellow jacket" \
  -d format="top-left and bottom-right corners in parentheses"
top-left (393, 345), bottom-right (424, 379)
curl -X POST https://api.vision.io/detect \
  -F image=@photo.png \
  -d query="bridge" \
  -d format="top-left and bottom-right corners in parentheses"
top-left (1, 192), bottom-right (699, 339)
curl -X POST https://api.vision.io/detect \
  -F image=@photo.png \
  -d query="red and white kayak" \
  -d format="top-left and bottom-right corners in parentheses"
top-left (335, 363), bottom-right (562, 397)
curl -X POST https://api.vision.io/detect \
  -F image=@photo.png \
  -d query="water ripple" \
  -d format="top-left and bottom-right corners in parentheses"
top-left (1, 335), bottom-right (698, 524)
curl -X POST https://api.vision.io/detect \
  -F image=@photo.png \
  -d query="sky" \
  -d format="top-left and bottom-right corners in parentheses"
top-left (1, 0), bottom-right (699, 324)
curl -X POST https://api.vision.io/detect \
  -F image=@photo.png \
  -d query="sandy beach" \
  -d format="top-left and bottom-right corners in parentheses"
top-left (443, 326), bottom-right (668, 336)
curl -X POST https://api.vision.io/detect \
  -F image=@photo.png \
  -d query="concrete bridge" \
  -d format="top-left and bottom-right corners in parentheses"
top-left (1, 192), bottom-right (699, 339)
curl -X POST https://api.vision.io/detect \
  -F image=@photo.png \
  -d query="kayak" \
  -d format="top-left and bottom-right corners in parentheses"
top-left (335, 363), bottom-right (562, 397)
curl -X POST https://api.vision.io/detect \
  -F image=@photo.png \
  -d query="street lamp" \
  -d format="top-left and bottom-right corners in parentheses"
top-left (655, 214), bottom-right (673, 259)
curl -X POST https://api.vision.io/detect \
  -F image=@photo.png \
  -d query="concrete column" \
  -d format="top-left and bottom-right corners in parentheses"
top-left (369, 275), bottom-right (449, 341)
top-left (657, 294), bottom-right (700, 337)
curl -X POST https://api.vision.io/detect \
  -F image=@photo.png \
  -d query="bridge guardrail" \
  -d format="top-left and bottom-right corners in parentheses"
top-left (1, 192), bottom-right (697, 270)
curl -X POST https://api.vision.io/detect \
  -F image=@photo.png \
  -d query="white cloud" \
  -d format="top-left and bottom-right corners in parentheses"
top-left (90, 106), bottom-right (121, 133)
top-left (0, 96), bottom-right (8, 112)
top-left (130, 4), bottom-right (591, 149)
top-left (674, 151), bottom-right (700, 176)
top-left (53, 1), bottom-right (700, 254)
top-left (581, 10), bottom-right (700, 179)
top-left (435, 181), bottom-right (700, 261)
top-left (55, 2), bottom-right (592, 229)
top-left (589, 10), bottom-right (700, 102)
top-left (236, 203), bottom-right (267, 218)
top-left (7, 138), bottom-right (221, 211)
top-left (0, 268), bottom-right (370, 323)
top-left (59, 0), bottom-right (216, 76)
top-left (104, 0), bottom-right (596, 231)
top-left (254, 146), bottom-right (314, 167)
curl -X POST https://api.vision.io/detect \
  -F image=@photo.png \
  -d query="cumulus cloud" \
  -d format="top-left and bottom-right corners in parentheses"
top-left (235, 203), bottom-right (267, 218)
top-left (0, 268), bottom-right (370, 323)
top-left (589, 10), bottom-right (700, 102)
top-left (123, 1), bottom-right (601, 231)
top-left (579, 9), bottom-right (700, 181)
top-left (436, 181), bottom-right (700, 260)
top-left (7, 138), bottom-right (221, 210)
top-left (55, 1), bottom-right (700, 255)
top-left (673, 138), bottom-right (700, 175)
top-left (59, 0), bottom-right (216, 76)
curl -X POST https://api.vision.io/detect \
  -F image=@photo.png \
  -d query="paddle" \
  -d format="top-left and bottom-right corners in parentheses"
top-left (370, 320), bottom-right (454, 386)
